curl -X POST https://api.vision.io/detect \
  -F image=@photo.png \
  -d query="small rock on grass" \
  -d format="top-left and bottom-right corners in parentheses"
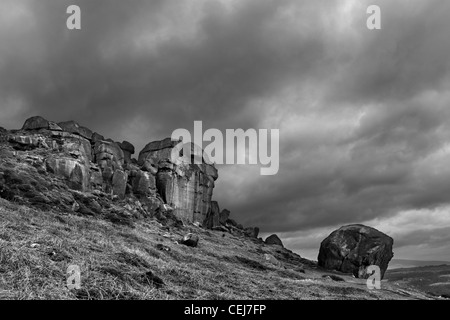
top-left (155, 243), bottom-right (171, 251)
top-left (322, 274), bottom-right (345, 282)
top-left (140, 271), bottom-right (165, 288)
top-left (180, 233), bottom-right (199, 247)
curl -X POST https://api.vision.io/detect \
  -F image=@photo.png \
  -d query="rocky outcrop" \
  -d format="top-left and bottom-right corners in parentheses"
top-left (0, 116), bottom-right (260, 236)
top-left (0, 116), bottom-right (164, 216)
top-left (317, 224), bottom-right (394, 279)
top-left (265, 234), bottom-right (283, 247)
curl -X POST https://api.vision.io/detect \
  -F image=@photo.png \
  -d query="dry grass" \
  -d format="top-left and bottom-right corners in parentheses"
top-left (0, 198), bottom-right (438, 300)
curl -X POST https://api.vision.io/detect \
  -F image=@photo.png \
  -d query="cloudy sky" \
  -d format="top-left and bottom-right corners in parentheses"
top-left (1, 0), bottom-right (449, 261)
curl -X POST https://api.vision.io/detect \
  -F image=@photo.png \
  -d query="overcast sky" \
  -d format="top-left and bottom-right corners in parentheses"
top-left (1, 0), bottom-right (449, 261)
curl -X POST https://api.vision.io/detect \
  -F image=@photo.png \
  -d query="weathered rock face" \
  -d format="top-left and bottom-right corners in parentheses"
top-left (1, 116), bottom-right (260, 236)
top-left (131, 170), bottom-right (155, 197)
top-left (46, 156), bottom-right (90, 191)
top-left (112, 170), bottom-right (128, 199)
top-left (139, 138), bottom-right (218, 225)
top-left (265, 234), bottom-right (283, 247)
top-left (317, 224), bottom-right (394, 279)
top-left (94, 140), bottom-right (124, 169)
top-left (0, 116), bottom-right (166, 220)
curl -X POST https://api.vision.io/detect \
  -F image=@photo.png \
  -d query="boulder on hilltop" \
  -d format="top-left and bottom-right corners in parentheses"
top-left (265, 234), bottom-right (283, 247)
top-left (22, 116), bottom-right (49, 130)
top-left (317, 224), bottom-right (394, 279)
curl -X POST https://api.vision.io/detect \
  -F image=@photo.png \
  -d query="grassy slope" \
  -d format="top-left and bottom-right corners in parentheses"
top-left (0, 198), bottom-right (438, 300)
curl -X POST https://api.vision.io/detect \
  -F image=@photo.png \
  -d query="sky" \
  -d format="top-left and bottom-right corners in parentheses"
top-left (0, 0), bottom-right (449, 261)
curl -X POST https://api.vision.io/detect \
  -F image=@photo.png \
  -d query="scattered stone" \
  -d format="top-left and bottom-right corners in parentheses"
top-left (219, 209), bottom-right (230, 225)
top-left (265, 234), bottom-right (283, 247)
top-left (72, 202), bottom-right (80, 212)
top-left (264, 254), bottom-right (282, 267)
top-left (317, 224), bottom-right (394, 279)
top-left (294, 267), bottom-right (306, 274)
top-left (193, 221), bottom-right (202, 228)
top-left (47, 248), bottom-right (71, 262)
top-left (212, 226), bottom-right (229, 233)
top-left (322, 274), bottom-right (345, 282)
top-left (226, 218), bottom-right (238, 228)
top-left (244, 227), bottom-right (259, 238)
top-left (180, 233), bottom-right (199, 247)
top-left (139, 271), bottom-right (165, 288)
top-left (155, 244), bottom-right (171, 251)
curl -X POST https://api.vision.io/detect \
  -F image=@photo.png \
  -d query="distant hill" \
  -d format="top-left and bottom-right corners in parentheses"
top-left (385, 264), bottom-right (450, 299)
top-left (389, 259), bottom-right (450, 270)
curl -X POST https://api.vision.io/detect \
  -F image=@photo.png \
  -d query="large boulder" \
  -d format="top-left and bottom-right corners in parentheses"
top-left (22, 116), bottom-right (49, 130)
top-left (180, 233), bottom-right (199, 247)
top-left (317, 224), bottom-right (394, 279)
top-left (265, 234), bottom-right (283, 247)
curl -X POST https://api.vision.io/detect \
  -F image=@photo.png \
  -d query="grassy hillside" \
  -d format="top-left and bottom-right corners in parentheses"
top-left (0, 198), bottom-right (440, 300)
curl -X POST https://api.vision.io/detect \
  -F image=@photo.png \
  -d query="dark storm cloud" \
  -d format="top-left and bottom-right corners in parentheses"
top-left (1, 0), bottom-right (449, 260)
top-left (213, 0), bottom-right (450, 250)
top-left (0, 0), bottom-right (328, 147)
